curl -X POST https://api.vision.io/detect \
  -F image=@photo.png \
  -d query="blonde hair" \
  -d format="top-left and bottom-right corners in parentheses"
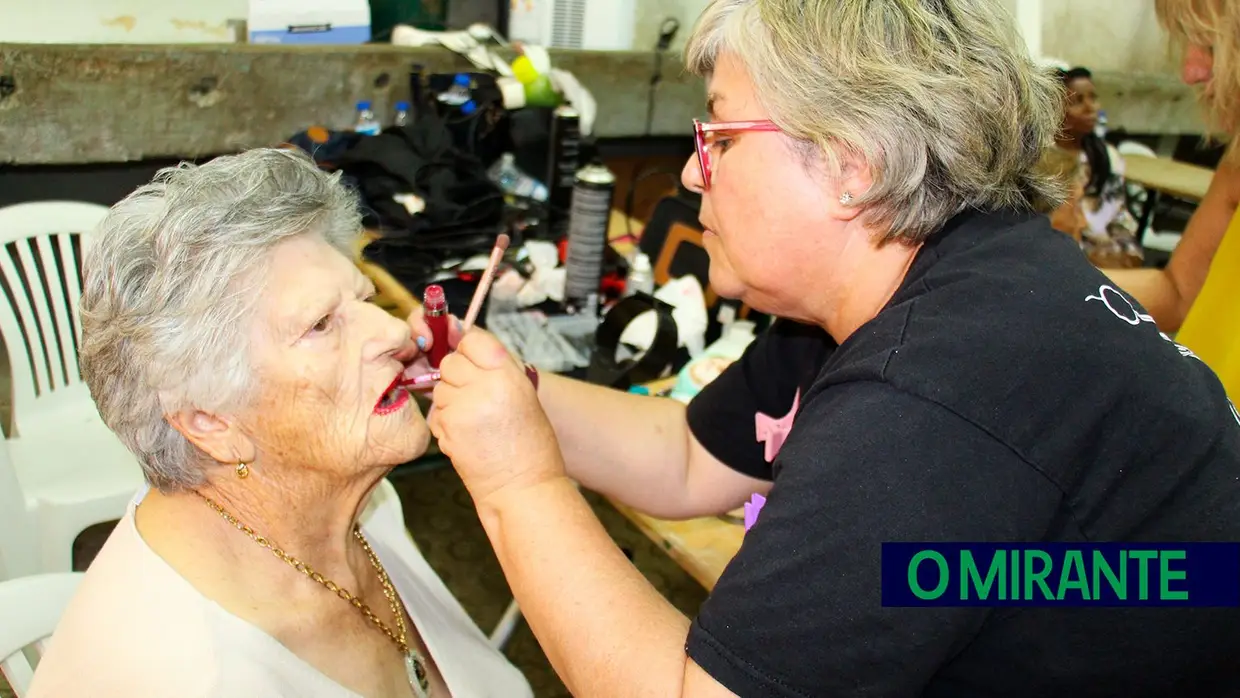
top-left (684, 0), bottom-right (1067, 244)
top-left (1155, 0), bottom-right (1240, 163)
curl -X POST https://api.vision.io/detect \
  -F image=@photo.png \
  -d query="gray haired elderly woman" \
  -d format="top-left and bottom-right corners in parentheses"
top-left (28, 148), bottom-right (533, 698)
top-left (410, 0), bottom-right (1240, 696)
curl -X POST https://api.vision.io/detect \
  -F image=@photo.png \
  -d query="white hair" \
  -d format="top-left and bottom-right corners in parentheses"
top-left (685, 0), bottom-right (1067, 244)
top-left (79, 147), bottom-right (362, 491)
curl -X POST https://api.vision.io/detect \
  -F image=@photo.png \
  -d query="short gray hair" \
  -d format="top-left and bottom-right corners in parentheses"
top-left (685, 0), bottom-right (1068, 244)
top-left (79, 147), bottom-right (362, 491)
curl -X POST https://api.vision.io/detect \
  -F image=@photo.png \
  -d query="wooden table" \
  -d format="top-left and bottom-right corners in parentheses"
top-left (608, 501), bottom-right (745, 591)
top-left (1123, 154), bottom-right (1215, 238)
top-left (1123, 154), bottom-right (1214, 201)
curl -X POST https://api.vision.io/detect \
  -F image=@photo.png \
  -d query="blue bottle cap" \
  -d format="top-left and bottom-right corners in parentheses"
top-left (460, 100), bottom-right (477, 115)
top-left (396, 100), bottom-right (410, 110)
top-left (357, 100), bottom-right (372, 110)
top-left (454, 74), bottom-right (470, 86)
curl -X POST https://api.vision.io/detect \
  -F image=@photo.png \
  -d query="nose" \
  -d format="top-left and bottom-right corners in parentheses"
top-left (361, 302), bottom-right (413, 363)
top-left (681, 153), bottom-right (705, 194)
top-left (1182, 44), bottom-right (1213, 85)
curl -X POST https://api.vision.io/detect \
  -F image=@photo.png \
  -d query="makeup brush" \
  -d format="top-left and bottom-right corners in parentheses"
top-left (461, 232), bottom-right (510, 331)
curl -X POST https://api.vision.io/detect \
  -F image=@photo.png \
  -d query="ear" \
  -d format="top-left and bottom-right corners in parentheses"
top-left (824, 146), bottom-right (874, 224)
top-left (165, 408), bottom-right (256, 466)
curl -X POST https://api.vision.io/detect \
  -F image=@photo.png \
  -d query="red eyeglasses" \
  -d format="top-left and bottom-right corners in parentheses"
top-left (693, 118), bottom-right (781, 189)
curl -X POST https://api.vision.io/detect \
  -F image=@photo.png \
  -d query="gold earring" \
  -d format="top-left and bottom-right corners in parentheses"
top-left (235, 461), bottom-right (250, 479)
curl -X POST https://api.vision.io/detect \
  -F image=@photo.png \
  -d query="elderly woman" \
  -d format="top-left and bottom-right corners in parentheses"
top-left (28, 148), bottom-right (532, 697)
top-left (415, 0), bottom-right (1240, 696)
top-left (1107, 0), bottom-right (1240, 398)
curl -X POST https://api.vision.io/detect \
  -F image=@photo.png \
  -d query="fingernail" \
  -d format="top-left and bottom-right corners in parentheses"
top-left (416, 336), bottom-right (428, 350)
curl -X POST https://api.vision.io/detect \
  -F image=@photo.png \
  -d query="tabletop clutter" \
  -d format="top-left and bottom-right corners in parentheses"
top-left (280, 27), bottom-right (758, 397)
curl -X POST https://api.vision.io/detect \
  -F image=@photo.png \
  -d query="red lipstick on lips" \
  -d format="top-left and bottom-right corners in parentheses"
top-left (374, 374), bottom-right (410, 415)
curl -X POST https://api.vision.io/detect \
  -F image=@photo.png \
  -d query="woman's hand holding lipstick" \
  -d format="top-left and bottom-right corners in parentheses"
top-left (402, 233), bottom-right (510, 390)
top-left (402, 310), bottom-right (465, 390)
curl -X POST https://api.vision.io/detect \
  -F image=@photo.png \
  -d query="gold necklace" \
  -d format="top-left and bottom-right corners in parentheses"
top-left (196, 491), bottom-right (431, 698)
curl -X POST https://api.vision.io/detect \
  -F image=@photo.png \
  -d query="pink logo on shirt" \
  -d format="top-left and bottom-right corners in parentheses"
top-left (755, 388), bottom-right (800, 463)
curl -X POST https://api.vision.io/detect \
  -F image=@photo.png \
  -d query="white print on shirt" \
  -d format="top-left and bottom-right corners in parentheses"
top-left (1085, 284), bottom-right (1199, 360)
top-left (1086, 284), bottom-right (1240, 426)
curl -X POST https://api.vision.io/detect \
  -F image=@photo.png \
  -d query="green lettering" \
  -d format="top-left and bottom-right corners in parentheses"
top-left (1092, 550), bottom-right (1126, 600)
top-left (1021, 552), bottom-right (1051, 600)
top-left (1023, 550), bottom-right (1054, 600)
top-left (962, 551), bottom-right (1005, 600)
top-left (1130, 551), bottom-right (1158, 600)
top-left (1160, 550), bottom-right (1189, 601)
top-left (908, 551), bottom-right (950, 600)
top-left (1057, 550), bottom-right (1091, 600)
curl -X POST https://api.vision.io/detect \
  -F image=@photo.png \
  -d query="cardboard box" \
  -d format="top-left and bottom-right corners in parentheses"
top-left (248, 0), bottom-right (371, 45)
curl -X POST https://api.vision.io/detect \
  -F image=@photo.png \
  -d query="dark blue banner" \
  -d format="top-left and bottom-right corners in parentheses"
top-left (881, 543), bottom-right (1240, 607)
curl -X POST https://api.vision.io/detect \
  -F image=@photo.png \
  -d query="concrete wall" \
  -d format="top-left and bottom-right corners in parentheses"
top-left (634, 0), bottom-right (709, 52)
top-left (0, 0), bottom-right (1183, 78)
top-left (0, 0), bottom-right (247, 44)
top-left (1041, 0), bottom-right (1177, 74)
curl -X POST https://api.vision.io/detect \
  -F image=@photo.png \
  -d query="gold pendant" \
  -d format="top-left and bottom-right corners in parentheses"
top-left (405, 651), bottom-right (430, 698)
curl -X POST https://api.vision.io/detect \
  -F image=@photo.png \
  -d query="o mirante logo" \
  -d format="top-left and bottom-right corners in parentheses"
top-left (881, 543), bottom-right (1240, 607)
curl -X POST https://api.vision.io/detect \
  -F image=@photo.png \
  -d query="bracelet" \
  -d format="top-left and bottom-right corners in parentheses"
top-left (524, 362), bottom-right (539, 391)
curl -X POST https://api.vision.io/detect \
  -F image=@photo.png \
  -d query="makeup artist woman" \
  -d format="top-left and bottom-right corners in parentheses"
top-left (417, 0), bottom-right (1240, 695)
top-left (27, 149), bottom-right (532, 698)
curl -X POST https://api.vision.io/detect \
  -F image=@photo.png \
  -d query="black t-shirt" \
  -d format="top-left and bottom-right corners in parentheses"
top-left (685, 208), bottom-right (1240, 697)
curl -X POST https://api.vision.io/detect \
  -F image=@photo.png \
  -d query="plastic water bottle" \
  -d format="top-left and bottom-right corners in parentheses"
top-left (488, 153), bottom-right (549, 201)
top-left (625, 252), bottom-right (655, 297)
top-left (438, 74), bottom-right (472, 106)
top-left (393, 101), bottom-right (411, 127)
top-left (354, 101), bottom-right (381, 135)
top-left (1096, 110), bottom-right (1108, 139)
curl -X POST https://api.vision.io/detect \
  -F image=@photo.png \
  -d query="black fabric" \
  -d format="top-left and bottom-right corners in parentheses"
top-left (327, 112), bottom-right (507, 288)
top-left (684, 208), bottom-right (1240, 697)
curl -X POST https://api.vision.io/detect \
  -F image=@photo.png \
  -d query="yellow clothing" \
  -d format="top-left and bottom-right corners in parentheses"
top-left (1177, 206), bottom-right (1240, 398)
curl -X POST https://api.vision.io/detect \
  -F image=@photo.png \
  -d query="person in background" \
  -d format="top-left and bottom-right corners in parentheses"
top-left (28, 148), bottom-right (533, 698)
top-left (1107, 0), bottom-right (1240, 398)
top-left (1051, 66), bottom-right (1144, 267)
top-left (410, 0), bottom-right (1240, 695)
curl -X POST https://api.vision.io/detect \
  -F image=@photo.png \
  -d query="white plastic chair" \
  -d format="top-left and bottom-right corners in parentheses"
top-left (0, 571), bottom-right (83, 696)
top-left (0, 202), bottom-right (144, 576)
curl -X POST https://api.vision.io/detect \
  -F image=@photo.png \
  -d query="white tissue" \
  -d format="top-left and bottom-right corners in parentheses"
top-left (617, 275), bottom-right (709, 358)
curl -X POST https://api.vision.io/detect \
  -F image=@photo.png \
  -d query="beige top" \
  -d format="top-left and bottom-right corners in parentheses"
top-left (27, 485), bottom-right (533, 698)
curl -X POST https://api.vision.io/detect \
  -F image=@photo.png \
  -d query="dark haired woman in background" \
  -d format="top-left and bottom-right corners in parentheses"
top-left (1052, 66), bottom-right (1143, 268)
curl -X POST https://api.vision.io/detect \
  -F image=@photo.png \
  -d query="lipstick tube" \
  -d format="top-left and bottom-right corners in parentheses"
top-left (424, 284), bottom-right (450, 369)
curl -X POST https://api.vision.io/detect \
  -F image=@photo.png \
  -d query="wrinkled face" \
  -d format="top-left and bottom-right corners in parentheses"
top-left (239, 234), bottom-right (429, 477)
top-left (1062, 77), bottom-right (1100, 138)
top-left (679, 52), bottom-right (843, 317)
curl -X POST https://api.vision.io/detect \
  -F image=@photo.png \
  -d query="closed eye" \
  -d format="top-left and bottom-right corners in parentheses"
top-left (309, 314), bottom-right (332, 334)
